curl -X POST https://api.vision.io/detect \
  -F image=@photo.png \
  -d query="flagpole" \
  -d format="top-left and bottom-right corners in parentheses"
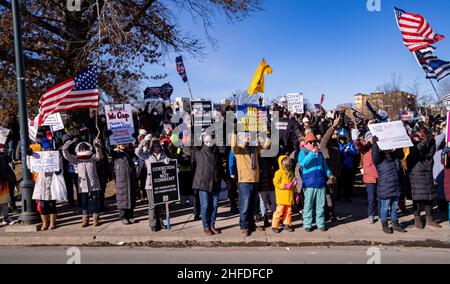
top-left (187, 80), bottom-right (194, 101)
top-left (95, 0), bottom-right (102, 141)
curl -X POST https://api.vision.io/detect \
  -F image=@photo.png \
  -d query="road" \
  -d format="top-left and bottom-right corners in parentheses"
top-left (0, 246), bottom-right (449, 264)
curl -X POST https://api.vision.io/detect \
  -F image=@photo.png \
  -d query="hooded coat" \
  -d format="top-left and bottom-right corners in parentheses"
top-left (273, 155), bottom-right (295, 206)
top-left (62, 140), bottom-right (102, 193)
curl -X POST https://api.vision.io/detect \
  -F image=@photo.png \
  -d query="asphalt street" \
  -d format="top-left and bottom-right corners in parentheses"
top-left (0, 246), bottom-right (449, 264)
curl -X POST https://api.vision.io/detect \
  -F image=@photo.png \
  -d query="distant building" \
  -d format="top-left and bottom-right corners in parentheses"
top-left (354, 91), bottom-right (416, 119)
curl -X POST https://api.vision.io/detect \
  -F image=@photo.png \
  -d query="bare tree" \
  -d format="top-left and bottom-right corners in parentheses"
top-left (230, 89), bottom-right (260, 105)
top-left (376, 73), bottom-right (403, 94)
top-left (439, 78), bottom-right (450, 97)
top-left (408, 78), bottom-right (434, 107)
top-left (0, 0), bottom-right (262, 122)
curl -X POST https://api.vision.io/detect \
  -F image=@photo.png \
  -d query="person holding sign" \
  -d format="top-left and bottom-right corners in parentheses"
top-left (136, 136), bottom-right (168, 232)
top-left (30, 139), bottom-right (65, 231)
top-left (112, 144), bottom-right (139, 225)
top-left (371, 137), bottom-right (406, 234)
top-left (62, 139), bottom-right (103, 228)
top-left (191, 134), bottom-right (224, 235)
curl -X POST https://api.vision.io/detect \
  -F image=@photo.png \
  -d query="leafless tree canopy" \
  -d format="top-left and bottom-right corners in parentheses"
top-left (0, 0), bottom-right (262, 121)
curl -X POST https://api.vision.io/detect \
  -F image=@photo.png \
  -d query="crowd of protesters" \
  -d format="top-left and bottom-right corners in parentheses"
top-left (0, 99), bottom-right (449, 236)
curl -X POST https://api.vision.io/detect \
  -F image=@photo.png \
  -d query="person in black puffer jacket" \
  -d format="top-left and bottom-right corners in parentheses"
top-left (407, 130), bottom-right (441, 229)
top-left (372, 139), bottom-right (405, 234)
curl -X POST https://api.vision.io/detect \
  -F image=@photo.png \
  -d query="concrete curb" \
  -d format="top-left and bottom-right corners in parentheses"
top-left (1, 235), bottom-right (450, 248)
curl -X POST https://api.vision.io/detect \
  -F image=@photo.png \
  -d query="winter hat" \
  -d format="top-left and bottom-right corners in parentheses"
top-left (364, 131), bottom-right (373, 141)
top-left (305, 132), bottom-right (317, 144)
top-left (338, 128), bottom-right (348, 138)
top-left (75, 142), bottom-right (93, 159)
top-left (302, 117), bottom-right (310, 123)
top-left (139, 129), bottom-right (148, 136)
top-left (41, 138), bottom-right (53, 150)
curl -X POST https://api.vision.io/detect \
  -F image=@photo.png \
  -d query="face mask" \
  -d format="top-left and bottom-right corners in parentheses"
top-left (305, 143), bottom-right (315, 151)
top-left (153, 112), bottom-right (158, 116)
top-left (205, 141), bottom-right (214, 148)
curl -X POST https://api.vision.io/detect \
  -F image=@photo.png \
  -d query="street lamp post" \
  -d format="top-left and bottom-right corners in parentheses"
top-left (11, 0), bottom-right (38, 225)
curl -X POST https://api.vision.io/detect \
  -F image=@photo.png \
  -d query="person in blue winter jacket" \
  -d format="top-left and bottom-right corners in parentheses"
top-left (298, 132), bottom-right (336, 232)
top-left (337, 128), bottom-right (358, 202)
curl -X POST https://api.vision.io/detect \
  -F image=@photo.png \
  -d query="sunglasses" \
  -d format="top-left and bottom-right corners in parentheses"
top-left (307, 141), bottom-right (318, 145)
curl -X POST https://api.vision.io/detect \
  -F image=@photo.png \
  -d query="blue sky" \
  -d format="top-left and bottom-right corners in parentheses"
top-left (144, 0), bottom-right (450, 109)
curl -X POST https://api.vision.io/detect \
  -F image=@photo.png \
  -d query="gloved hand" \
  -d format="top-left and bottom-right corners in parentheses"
top-left (144, 134), bottom-right (153, 142)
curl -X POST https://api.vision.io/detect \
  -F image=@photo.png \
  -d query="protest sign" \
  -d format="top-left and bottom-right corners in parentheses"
top-left (0, 127), bottom-right (10, 145)
top-left (191, 101), bottom-right (213, 143)
top-left (368, 121), bottom-right (413, 150)
top-left (150, 159), bottom-right (180, 206)
top-left (236, 105), bottom-right (268, 146)
top-left (43, 113), bottom-right (65, 132)
top-left (447, 112), bottom-right (450, 145)
top-left (28, 119), bottom-right (38, 142)
top-left (29, 151), bottom-right (60, 173)
top-left (144, 83), bottom-right (174, 101)
top-left (286, 93), bottom-right (304, 114)
top-left (105, 104), bottom-right (136, 146)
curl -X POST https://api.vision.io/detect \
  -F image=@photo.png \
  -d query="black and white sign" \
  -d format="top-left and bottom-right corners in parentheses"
top-left (150, 159), bottom-right (180, 206)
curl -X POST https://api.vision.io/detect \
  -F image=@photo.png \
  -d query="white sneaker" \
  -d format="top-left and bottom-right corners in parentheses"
top-left (368, 216), bottom-right (375, 224)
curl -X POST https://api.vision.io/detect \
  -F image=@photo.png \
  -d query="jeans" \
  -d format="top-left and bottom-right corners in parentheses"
top-left (303, 187), bottom-right (326, 229)
top-left (366, 184), bottom-right (377, 218)
top-left (81, 192), bottom-right (99, 216)
top-left (259, 191), bottom-right (276, 217)
top-left (198, 190), bottom-right (219, 229)
top-left (7, 139), bottom-right (18, 162)
top-left (0, 204), bottom-right (11, 223)
top-left (448, 202), bottom-right (450, 226)
top-left (238, 183), bottom-right (258, 230)
top-left (378, 197), bottom-right (399, 222)
top-left (40, 200), bottom-right (57, 215)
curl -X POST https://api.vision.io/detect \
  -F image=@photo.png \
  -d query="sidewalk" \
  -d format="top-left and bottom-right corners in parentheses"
top-left (1, 197), bottom-right (449, 248)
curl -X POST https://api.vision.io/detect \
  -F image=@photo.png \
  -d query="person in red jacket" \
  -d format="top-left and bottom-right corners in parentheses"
top-left (355, 131), bottom-right (378, 224)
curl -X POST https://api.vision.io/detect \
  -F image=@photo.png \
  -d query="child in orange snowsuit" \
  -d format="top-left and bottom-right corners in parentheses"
top-left (272, 155), bottom-right (297, 233)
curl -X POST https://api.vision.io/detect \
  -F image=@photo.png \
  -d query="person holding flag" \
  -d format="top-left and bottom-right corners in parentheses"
top-left (248, 59), bottom-right (273, 105)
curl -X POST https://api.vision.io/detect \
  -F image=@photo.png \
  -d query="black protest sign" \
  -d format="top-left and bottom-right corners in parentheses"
top-left (150, 159), bottom-right (180, 206)
top-left (144, 83), bottom-right (174, 100)
top-left (191, 101), bottom-right (213, 144)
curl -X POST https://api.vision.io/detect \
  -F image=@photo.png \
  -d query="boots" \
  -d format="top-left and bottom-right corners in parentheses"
top-left (392, 220), bottom-right (406, 233)
top-left (40, 215), bottom-right (49, 231)
top-left (425, 215), bottom-right (442, 228)
top-left (81, 216), bottom-right (89, 228)
top-left (93, 214), bottom-right (100, 227)
top-left (48, 214), bottom-right (57, 230)
top-left (414, 216), bottom-right (424, 229)
top-left (263, 215), bottom-right (270, 228)
top-left (381, 221), bottom-right (392, 234)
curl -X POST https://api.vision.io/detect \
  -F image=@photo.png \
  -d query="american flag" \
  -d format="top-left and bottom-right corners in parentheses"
top-left (394, 7), bottom-right (444, 52)
top-left (415, 47), bottom-right (450, 82)
top-left (33, 66), bottom-right (99, 126)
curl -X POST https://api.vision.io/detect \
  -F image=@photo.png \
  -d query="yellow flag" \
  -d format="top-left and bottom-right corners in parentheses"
top-left (248, 59), bottom-right (272, 95)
